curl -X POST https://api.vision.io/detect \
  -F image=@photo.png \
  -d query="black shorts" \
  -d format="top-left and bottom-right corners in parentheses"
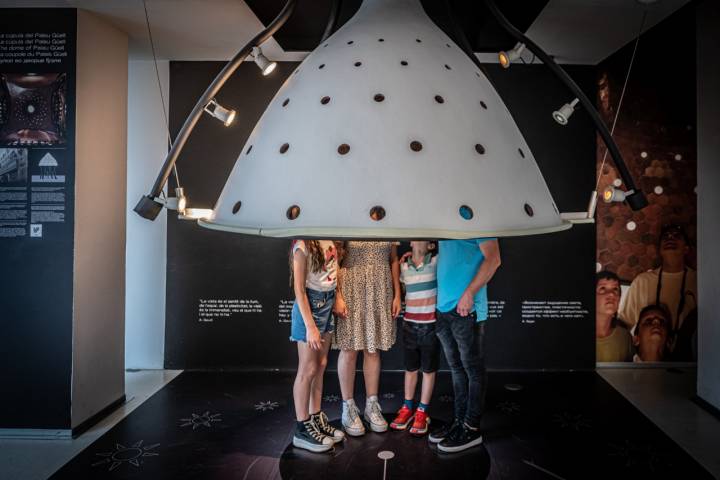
top-left (403, 321), bottom-right (440, 373)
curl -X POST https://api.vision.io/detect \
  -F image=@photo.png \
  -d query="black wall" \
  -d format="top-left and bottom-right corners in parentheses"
top-left (165, 60), bottom-right (596, 371)
top-left (0, 9), bottom-right (76, 428)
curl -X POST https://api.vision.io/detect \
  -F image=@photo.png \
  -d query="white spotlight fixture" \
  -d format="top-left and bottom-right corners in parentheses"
top-left (180, 208), bottom-right (214, 220)
top-left (204, 98), bottom-right (236, 127)
top-left (251, 46), bottom-right (277, 76)
top-left (499, 42), bottom-right (525, 68)
top-left (603, 186), bottom-right (635, 203)
top-left (552, 98), bottom-right (580, 125)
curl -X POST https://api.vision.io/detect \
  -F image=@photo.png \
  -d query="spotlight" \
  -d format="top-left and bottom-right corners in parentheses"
top-left (498, 42), bottom-right (525, 68)
top-left (602, 186), bottom-right (634, 203)
top-left (204, 99), bottom-right (236, 126)
top-left (552, 98), bottom-right (580, 125)
top-left (180, 208), bottom-right (214, 220)
top-left (251, 46), bottom-right (277, 76)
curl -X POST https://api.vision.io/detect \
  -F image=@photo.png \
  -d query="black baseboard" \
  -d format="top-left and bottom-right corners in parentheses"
top-left (71, 394), bottom-right (126, 438)
top-left (692, 395), bottom-right (720, 421)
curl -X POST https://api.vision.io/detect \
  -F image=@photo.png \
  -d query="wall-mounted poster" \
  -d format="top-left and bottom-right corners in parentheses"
top-left (595, 5), bottom-right (696, 364)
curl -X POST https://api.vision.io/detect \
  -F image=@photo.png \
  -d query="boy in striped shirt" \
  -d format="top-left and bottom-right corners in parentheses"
top-left (390, 241), bottom-right (439, 436)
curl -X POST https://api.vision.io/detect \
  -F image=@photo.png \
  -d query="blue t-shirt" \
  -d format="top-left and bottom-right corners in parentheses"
top-left (437, 238), bottom-right (496, 321)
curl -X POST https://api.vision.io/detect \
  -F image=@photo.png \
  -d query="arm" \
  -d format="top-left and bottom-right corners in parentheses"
top-left (390, 244), bottom-right (402, 317)
top-left (333, 267), bottom-right (348, 318)
top-left (293, 248), bottom-right (323, 350)
top-left (456, 239), bottom-right (501, 316)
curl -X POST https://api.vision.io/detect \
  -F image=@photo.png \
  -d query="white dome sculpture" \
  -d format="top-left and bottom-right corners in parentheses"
top-left (199, 0), bottom-right (571, 239)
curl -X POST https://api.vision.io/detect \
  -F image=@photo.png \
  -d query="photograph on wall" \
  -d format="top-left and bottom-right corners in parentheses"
top-left (0, 72), bottom-right (67, 146)
top-left (0, 147), bottom-right (27, 183)
top-left (595, 9), bottom-right (696, 364)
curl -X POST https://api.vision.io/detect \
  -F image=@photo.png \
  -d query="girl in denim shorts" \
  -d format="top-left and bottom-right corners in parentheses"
top-left (290, 240), bottom-right (345, 453)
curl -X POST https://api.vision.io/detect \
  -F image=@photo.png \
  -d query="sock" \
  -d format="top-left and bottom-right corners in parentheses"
top-left (310, 410), bottom-right (320, 417)
top-left (417, 402), bottom-right (429, 412)
top-left (403, 399), bottom-right (415, 409)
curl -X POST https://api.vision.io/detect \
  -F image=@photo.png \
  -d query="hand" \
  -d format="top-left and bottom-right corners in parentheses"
top-left (307, 327), bottom-right (323, 350)
top-left (392, 295), bottom-right (402, 318)
top-left (333, 295), bottom-right (348, 318)
top-left (399, 251), bottom-right (412, 263)
top-left (456, 291), bottom-right (474, 317)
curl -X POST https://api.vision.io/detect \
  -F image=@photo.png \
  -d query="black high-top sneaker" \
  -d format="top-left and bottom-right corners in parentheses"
top-left (437, 422), bottom-right (483, 453)
top-left (312, 411), bottom-right (346, 443)
top-left (292, 418), bottom-right (334, 453)
top-left (429, 418), bottom-right (461, 444)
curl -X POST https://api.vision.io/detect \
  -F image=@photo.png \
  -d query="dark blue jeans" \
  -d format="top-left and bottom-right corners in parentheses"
top-left (435, 310), bottom-right (487, 428)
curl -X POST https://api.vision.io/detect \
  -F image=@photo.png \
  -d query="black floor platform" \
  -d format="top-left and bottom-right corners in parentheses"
top-left (50, 371), bottom-right (713, 479)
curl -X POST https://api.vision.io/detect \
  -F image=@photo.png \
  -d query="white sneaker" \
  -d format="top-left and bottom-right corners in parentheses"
top-left (364, 396), bottom-right (388, 433)
top-left (342, 400), bottom-right (366, 436)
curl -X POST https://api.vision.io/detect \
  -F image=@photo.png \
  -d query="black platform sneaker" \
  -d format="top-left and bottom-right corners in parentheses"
top-left (428, 418), bottom-right (461, 444)
top-left (437, 422), bottom-right (483, 453)
top-left (312, 411), bottom-right (346, 443)
top-left (293, 418), bottom-right (334, 453)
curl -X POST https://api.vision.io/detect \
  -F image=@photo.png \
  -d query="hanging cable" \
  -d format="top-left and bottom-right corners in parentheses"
top-left (142, 0), bottom-right (181, 188)
top-left (595, 9), bottom-right (648, 192)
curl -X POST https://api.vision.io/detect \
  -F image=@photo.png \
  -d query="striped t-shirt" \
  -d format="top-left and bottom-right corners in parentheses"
top-left (400, 253), bottom-right (437, 323)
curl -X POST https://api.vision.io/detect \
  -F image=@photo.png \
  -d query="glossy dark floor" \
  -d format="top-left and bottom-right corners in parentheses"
top-left (50, 371), bottom-right (713, 479)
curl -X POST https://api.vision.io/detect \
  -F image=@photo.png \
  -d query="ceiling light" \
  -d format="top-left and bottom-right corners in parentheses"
top-left (251, 46), bottom-right (276, 76)
top-left (499, 42), bottom-right (525, 68)
top-left (203, 99), bottom-right (236, 126)
top-left (552, 98), bottom-right (579, 125)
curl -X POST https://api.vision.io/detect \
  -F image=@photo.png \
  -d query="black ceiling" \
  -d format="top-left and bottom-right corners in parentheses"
top-left (245, 0), bottom-right (549, 53)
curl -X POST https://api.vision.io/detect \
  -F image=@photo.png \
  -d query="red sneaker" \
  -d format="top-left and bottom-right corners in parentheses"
top-left (409, 409), bottom-right (430, 436)
top-left (390, 405), bottom-right (415, 430)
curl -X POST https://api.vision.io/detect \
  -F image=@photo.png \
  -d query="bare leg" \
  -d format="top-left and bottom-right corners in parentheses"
top-left (363, 350), bottom-right (381, 398)
top-left (293, 342), bottom-right (319, 421)
top-left (309, 333), bottom-right (333, 414)
top-left (420, 372), bottom-right (436, 405)
top-left (404, 370), bottom-right (419, 402)
top-left (338, 349), bottom-right (359, 401)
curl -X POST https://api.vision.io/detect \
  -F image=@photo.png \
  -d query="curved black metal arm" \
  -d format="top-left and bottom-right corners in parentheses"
top-left (134, 0), bottom-right (297, 220)
top-left (483, 0), bottom-right (647, 211)
top-left (320, 0), bottom-right (342, 43)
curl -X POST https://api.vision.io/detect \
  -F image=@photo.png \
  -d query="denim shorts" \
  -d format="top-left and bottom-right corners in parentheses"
top-left (290, 288), bottom-right (336, 342)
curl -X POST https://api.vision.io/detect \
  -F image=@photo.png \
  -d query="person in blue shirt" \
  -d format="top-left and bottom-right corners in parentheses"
top-left (429, 238), bottom-right (501, 453)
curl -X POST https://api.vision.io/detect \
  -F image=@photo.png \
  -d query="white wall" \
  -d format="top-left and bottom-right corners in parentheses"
top-left (697, 0), bottom-right (720, 410)
top-left (72, 10), bottom-right (128, 428)
top-left (125, 60), bottom-right (169, 369)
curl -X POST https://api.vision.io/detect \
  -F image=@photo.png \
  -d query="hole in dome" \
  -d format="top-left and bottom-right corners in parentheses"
top-left (321, 96), bottom-right (331, 105)
top-left (459, 205), bottom-right (473, 220)
top-left (280, 143), bottom-right (290, 154)
top-left (518, 148), bottom-right (525, 158)
top-left (338, 144), bottom-right (350, 155)
top-left (378, 38), bottom-right (385, 42)
top-left (445, 64), bottom-right (452, 70)
top-left (480, 100), bottom-right (488, 109)
top-left (354, 61), bottom-right (362, 67)
top-left (524, 204), bottom-right (534, 217)
top-left (287, 205), bottom-right (301, 220)
top-left (282, 98), bottom-right (290, 107)
top-left (435, 95), bottom-right (444, 104)
top-left (475, 144), bottom-right (486, 155)
top-left (246, 145), bottom-right (253, 154)
top-left (374, 93), bottom-right (385, 102)
top-left (232, 201), bottom-right (242, 214)
top-left (410, 141), bottom-right (423, 152)
top-left (416, 38), bottom-right (422, 43)
top-left (347, 40), bottom-right (354, 45)
top-left (370, 206), bottom-right (386, 221)
top-left (401, 60), bottom-right (408, 66)
top-left (319, 64), bottom-right (326, 69)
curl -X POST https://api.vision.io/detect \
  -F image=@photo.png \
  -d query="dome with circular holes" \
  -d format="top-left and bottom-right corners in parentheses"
top-left (200, 0), bottom-right (570, 239)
